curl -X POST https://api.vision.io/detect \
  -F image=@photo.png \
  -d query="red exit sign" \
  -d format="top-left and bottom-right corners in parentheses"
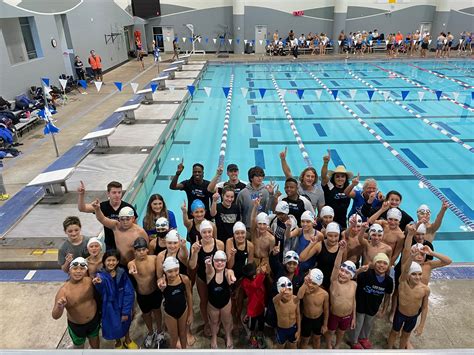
top-left (293, 10), bottom-right (304, 16)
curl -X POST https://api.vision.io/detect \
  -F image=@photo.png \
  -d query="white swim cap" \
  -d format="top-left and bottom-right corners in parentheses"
top-left (387, 208), bottom-right (402, 221)
top-left (213, 250), bottom-right (227, 261)
top-left (277, 276), bottom-right (293, 292)
top-left (165, 230), bottom-right (179, 242)
top-left (70, 257), bottom-right (88, 269)
top-left (417, 204), bottom-right (430, 214)
top-left (326, 222), bottom-right (340, 234)
top-left (369, 223), bottom-right (384, 235)
top-left (283, 250), bottom-right (299, 264)
top-left (155, 217), bottom-right (169, 229)
top-left (118, 206), bottom-right (134, 218)
top-left (233, 221), bottom-right (246, 233)
top-left (349, 213), bottom-right (362, 226)
top-left (301, 211), bottom-right (315, 222)
top-left (409, 261), bottom-right (422, 274)
top-left (256, 212), bottom-right (269, 225)
top-left (416, 223), bottom-right (427, 234)
top-left (275, 201), bottom-right (290, 214)
top-left (87, 237), bottom-right (103, 252)
top-left (320, 206), bottom-right (335, 217)
top-left (199, 220), bottom-right (213, 233)
top-left (341, 260), bottom-right (356, 278)
top-left (163, 256), bottom-right (180, 272)
top-left (309, 268), bottom-right (324, 286)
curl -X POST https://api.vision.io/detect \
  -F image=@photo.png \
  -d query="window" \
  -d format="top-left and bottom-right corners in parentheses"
top-left (19, 17), bottom-right (37, 59)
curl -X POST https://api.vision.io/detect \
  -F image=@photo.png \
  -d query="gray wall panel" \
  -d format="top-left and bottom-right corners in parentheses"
top-left (160, 4), bottom-right (194, 15)
top-left (347, 6), bottom-right (386, 19)
top-left (459, 7), bottom-right (474, 15)
top-left (303, 7), bottom-right (334, 20)
top-left (446, 10), bottom-right (474, 43)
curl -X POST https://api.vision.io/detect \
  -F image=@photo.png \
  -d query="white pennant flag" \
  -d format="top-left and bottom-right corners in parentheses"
top-left (94, 81), bottom-right (103, 92)
top-left (182, 37), bottom-right (187, 43)
top-left (443, 39), bottom-right (447, 44)
top-left (369, 40), bottom-right (373, 46)
top-left (166, 36), bottom-right (170, 42)
top-left (228, 39), bottom-right (233, 45)
top-left (213, 38), bottom-right (217, 44)
top-left (413, 40), bottom-right (417, 45)
top-left (204, 87), bottom-right (212, 97)
top-left (259, 40), bottom-right (263, 45)
top-left (197, 37), bottom-right (202, 43)
top-left (59, 78), bottom-right (68, 91)
top-left (459, 39), bottom-right (463, 44)
top-left (280, 89), bottom-right (287, 97)
top-left (249, 41), bottom-right (253, 46)
top-left (429, 39), bottom-right (432, 45)
top-left (130, 82), bottom-right (139, 94)
top-left (240, 87), bottom-right (248, 98)
top-left (385, 40), bottom-right (389, 45)
top-left (398, 40), bottom-right (402, 45)
top-left (382, 91), bottom-right (390, 101)
top-left (315, 89), bottom-right (322, 99)
top-left (349, 89), bottom-right (357, 99)
top-left (338, 40), bottom-right (342, 46)
top-left (452, 92), bottom-right (459, 101)
top-left (306, 41), bottom-right (310, 46)
top-left (418, 91), bottom-right (425, 102)
top-left (244, 39), bottom-right (248, 45)
top-left (169, 86), bottom-right (175, 92)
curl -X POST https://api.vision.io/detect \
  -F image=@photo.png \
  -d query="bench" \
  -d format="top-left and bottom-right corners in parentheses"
top-left (150, 75), bottom-right (169, 90)
top-left (27, 167), bottom-right (75, 203)
top-left (162, 67), bottom-right (178, 79)
top-left (114, 103), bottom-right (141, 124)
top-left (14, 115), bottom-right (40, 138)
top-left (180, 55), bottom-right (190, 64)
top-left (171, 60), bottom-right (185, 70)
top-left (81, 127), bottom-right (116, 151)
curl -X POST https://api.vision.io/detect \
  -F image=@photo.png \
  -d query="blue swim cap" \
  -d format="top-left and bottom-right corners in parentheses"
top-left (190, 199), bottom-right (205, 212)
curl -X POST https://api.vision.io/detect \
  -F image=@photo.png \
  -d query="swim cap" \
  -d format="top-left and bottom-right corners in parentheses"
top-left (301, 211), bottom-right (315, 222)
top-left (320, 206), bottom-right (334, 217)
top-left (163, 256), bottom-right (180, 272)
top-left (369, 223), bottom-right (384, 235)
top-left (373, 253), bottom-right (390, 265)
top-left (341, 260), bottom-right (356, 278)
top-left (326, 222), bottom-right (340, 234)
top-left (133, 237), bottom-right (148, 250)
top-left (277, 276), bottom-right (293, 292)
top-left (233, 221), bottom-right (247, 233)
top-left (190, 199), bottom-right (205, 212)
top-left (387, 208), bottom-right (402, 221)
top-left (416, 223), bottom-right (426, 234)
top-left (309, 268), bottom-right (324, 286)
top-left (87, 237), bottom-right (103, 252)
top-left (70, 257), bottom-right (88, 269)
top-left (283, 250), bottom-right (299, 264)
top-left (118, 206), bottom-right (134, 218)
top-left (409, 261), bottom-right (422, 274)
top-left (165, 230), bottom-right (179, 242)
top-left (275, 201), bottom-right (290, 214)
top-left (155, 217), bottom-right (169, 230)
top-left (213, 250), bottom-right (227, 261)
top-left (417, 204), bottom-right (431, 214)
top-left (256, 212), bottom-right (269, 225)
top-left (349, 213), bottom-right (362, 226)
top-left (199, 220), bottom-right (213, 233)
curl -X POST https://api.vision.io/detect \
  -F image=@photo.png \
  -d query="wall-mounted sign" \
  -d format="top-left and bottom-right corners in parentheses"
top-left (293, 11), bottom-right (304, 16)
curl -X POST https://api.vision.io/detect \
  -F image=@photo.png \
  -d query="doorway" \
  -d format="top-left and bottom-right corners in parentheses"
top-left (153, 27), bottom-right (164, 51)
top-left (255, 25), bottom-right (267, 54)
top-left (419, 22), bottom-right (431, 35)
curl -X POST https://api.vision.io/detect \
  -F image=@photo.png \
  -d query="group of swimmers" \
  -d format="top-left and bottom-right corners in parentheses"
top-left (52, 148), bottom-right (452, 350)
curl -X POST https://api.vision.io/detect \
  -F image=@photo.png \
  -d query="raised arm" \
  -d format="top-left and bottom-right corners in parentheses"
top-left (207, 166), bottom-right (223, 193)
top-left (91, 199), bottom-right (118, 230)
top-left (367, 200), bottom-right (390, 224)
top-left (178, 237), bottom-right (189, 263)
top-left (400, 224), bottom-right (416, 282)
top-left (321, 149), bottom-right (331, 186)
top-left (188, 242), bottom-right (201, 270)
top-left (181, 201), bottom-right (192, 230)
top-left (210, 192), bottom-right (219, 217)
top-left (169, 160), bottom-right (185, 190)
top-left (226, 238), bottom-right (237, 269)
top-left (358, 222), bottom-right (370, 248)
top-left (297, 278), bottom-right (308, 300)
top-left (423, 247), bottom-right (452, 269)
top-left (343, 172), bottom-right (360, 198)
top-left (428, 201), bottom-right (449, 239)
top-left (331, 240), bottom-right (346, 282)
top-left (77, 181), bottom-right (95, 213)
top-left (279, 147), bottom-right (293, 179)
top-left (250, 197), bottom-right (260, 235)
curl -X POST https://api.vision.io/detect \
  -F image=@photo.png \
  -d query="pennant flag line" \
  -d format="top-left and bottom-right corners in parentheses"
top-left (259, 88), bottom-right (266, 98)
top-left (418, 91), bottom-right (425, 102)
top-left (315, 89), bottom-right (322, 99)
top-left (331, 90), bottom-right (338, 100)
top-left (228, 39), bottom-right (232, 45)
top-left (150, 83), bottom-right (158, 93)
top-left (94, 81), bottom-right (103, 92)
top-left (213, 38), bottom-right (217, 44)
top-left (452, 92), bottom-right (459, 102)
top-left (297, 89), bottom-right (304, 99)
top-left (182, 37), bottom-right (187, 43)
top-left (222, 87), bottom-right (230, 98)
top-left (367, 90), bottom-right (375, 101)
top-left (41, 77), bottom-right (50, 87)
top-left (78, 80), bottom-right (87, 89)
top-left (471, 92), bottom-right (474, 100)
top-left (114, 82), bottom-right (123, 91)
top-left (349, 89), bottom-right (357, 99)
top-left (187, 85), bottom-right (195, 96)
top-left (382, 91), bottom-right (390, 101)
top-left (130, 82), bottom-right (139, 94)
top-left (204, 87), bottom-right (212, 97)
top-left (280, 89), bottom-right (287, 98)
top-left (59, 79), bottom-right (68, 91)
top-left (240, 87), bottom-right (248, 98)
top-left (435, 90), bottom-right (442, 101)
top-left (44, 122), bottom-right (60, 135)
top-left (401, 90), bottom-right (410, 101)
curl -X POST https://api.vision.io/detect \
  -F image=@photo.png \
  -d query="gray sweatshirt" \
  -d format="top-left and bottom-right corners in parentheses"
top-left (236, 182), bottom-right (274, 228)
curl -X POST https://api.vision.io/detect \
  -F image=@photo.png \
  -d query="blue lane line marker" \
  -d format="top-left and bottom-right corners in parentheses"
top-left (251, 105), bottom-right (258, 115)
top-left (323, 73), bottom-right (330, 77)
top-left (252, 123), bottom-right (261, 137)
top-left (329, 149), bottom-right (344, 167)
top-left (356, 104), bottom-right (370, 114)
top-left (400, 148), bottom-right (428, 168)
top-left (250, 91), bottom-right (256, 99)
top-left (290, 81), bottom-right (297, 87)
top-left (341, 90), bottom-right (351, 98)
top-left (249, 81), bottom-right (254, 88)
top-left (435, 121), bottom-right (460, 135)
top-left (412, 79), bottom-right (426, 85)
top-left (358, 72), bottom-right (367, 77)
top-left (248, 73), bottom-right (253, 78)
top-left (391, 90), bottom-right (401, 97)
top-left (330, 80), bottom-right (340, 87)
top-left (303, 105), bottom-right (314, 115)
top-left (0, 269), bottom-right (67, 282)
top-left (408, 103), bottom-right (426, 113)
top-left (285, 73), bottom-right (291, 78)
top-left (374, 122), bottom-right (394, 136)
top-left (254, 149), bottom-right (265, 168)
top-left (313, 123), bottom-right (327, 137)
top-left (440, 188), bottom-right (474, 220)
top-left (372, 80), bottom-right (382, 85)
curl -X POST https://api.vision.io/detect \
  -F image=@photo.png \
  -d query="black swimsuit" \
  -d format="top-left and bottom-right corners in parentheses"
top-left (154, 240), bottom-right (167, 255)
top-left (232, 237), bottom-right (248, 280)
top-left (164, 249), bottom-right (188, 275)
top-left (207, 269), bottom-right (231, 309)
top-left (187, 220), bottom-right (201, 244)
top-left (315, 241), bottom-right (339, 290)
top-left (196, 239), bottom-right (217, 281)
top-left (163, 275), bottom-right (187, 319)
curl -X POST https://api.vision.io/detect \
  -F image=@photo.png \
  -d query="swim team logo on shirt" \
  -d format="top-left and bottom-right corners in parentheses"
top-left (191, 188), bottom-right (206, 198)
top-left (220, 213), bottom-right (238, 224)
top-left (363, 285), bottom-right (385, 296)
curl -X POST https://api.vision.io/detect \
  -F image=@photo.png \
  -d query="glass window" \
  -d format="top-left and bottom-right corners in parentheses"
top-left (19, 17), bottom-right (37, 60)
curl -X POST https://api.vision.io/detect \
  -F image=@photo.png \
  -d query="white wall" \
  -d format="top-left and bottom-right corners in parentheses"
top-left (0, 18), bottom-right (27, 64)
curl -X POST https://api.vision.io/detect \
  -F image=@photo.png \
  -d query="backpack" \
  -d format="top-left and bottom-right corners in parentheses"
top-left (14, 94), bottom-right (33, 110)
top-left (0, 97), bottom-right (11, 110)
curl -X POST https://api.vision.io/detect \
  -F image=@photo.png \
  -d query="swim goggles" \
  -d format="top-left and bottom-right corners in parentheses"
top-left (283, 252), bottom-right (299, 264)
top-left (70, 261), bottom-right (88, 269)
top-left (417, 208), bottom-right (431, 214)
top-left (279, 280), bottom-right (293, 288)
top-left (341, 262), bottom-right (356, 274)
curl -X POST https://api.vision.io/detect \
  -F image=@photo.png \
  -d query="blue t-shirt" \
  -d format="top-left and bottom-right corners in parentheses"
top-left (348, 189), bottom-right (382, 221)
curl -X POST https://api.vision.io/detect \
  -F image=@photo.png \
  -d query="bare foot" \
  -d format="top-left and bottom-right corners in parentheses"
top-left (204, 323), bottom-right (212, 337)
top-left (407, 340), bottom-right (414, 349)
top-left (176, 340), bottom-right (182, 349)
top-left (187, 333), bottom-right (196, 347)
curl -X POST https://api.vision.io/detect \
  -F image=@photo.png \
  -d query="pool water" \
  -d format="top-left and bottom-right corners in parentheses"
top-left (136, 60), bottom-right (474, 262)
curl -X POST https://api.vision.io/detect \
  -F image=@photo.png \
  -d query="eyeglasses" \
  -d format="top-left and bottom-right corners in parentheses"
top-left (71, 261), bottom-right (87, 268)
top-left (279, 281), bottom-right (293, 288)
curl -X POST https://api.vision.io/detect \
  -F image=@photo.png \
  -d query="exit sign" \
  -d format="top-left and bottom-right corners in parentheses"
top-left (293, 10), bottom-right (304, 16)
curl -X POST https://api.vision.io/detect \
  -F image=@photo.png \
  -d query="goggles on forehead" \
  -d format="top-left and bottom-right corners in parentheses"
top-left (341, 263), bottom-right (356, 274)
top-left (279, 280), bottom-right (293, 288)
top-left (70, 261), bottom-right (87, 268)
top-left (284, 254), bottom-right (299, 263)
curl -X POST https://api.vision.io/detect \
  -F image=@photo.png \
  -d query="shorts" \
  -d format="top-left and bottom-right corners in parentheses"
top-left (249, 313), bottom-right (265, 332)
top-left (94, 68), bottom-right (102, 76)
top-left (328, 312), bottom-right (352, 331)
top-left (421, 43), bottom-right (428, 49)
top-left (67, 311), bottom-right (100, 346)
top-left (276, 324), bottom-right (297, 344)
top-left (301, 314), bottom-right (324, 337)
top-left (392, 308), bottom-right (419, 333)
top-left (137, 288), bottom-right (163, 314)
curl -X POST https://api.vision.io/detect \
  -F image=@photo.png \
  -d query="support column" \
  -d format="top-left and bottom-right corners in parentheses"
top-left (431, 0), bottom-right (450, 45)
top-left (332, 0), bottom-right (348, 52)
top-left (233, 0), bottom-right (245, 54)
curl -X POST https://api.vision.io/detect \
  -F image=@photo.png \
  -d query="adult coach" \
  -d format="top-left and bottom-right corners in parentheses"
top-left (88, 50), bottom-right (103, 82)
